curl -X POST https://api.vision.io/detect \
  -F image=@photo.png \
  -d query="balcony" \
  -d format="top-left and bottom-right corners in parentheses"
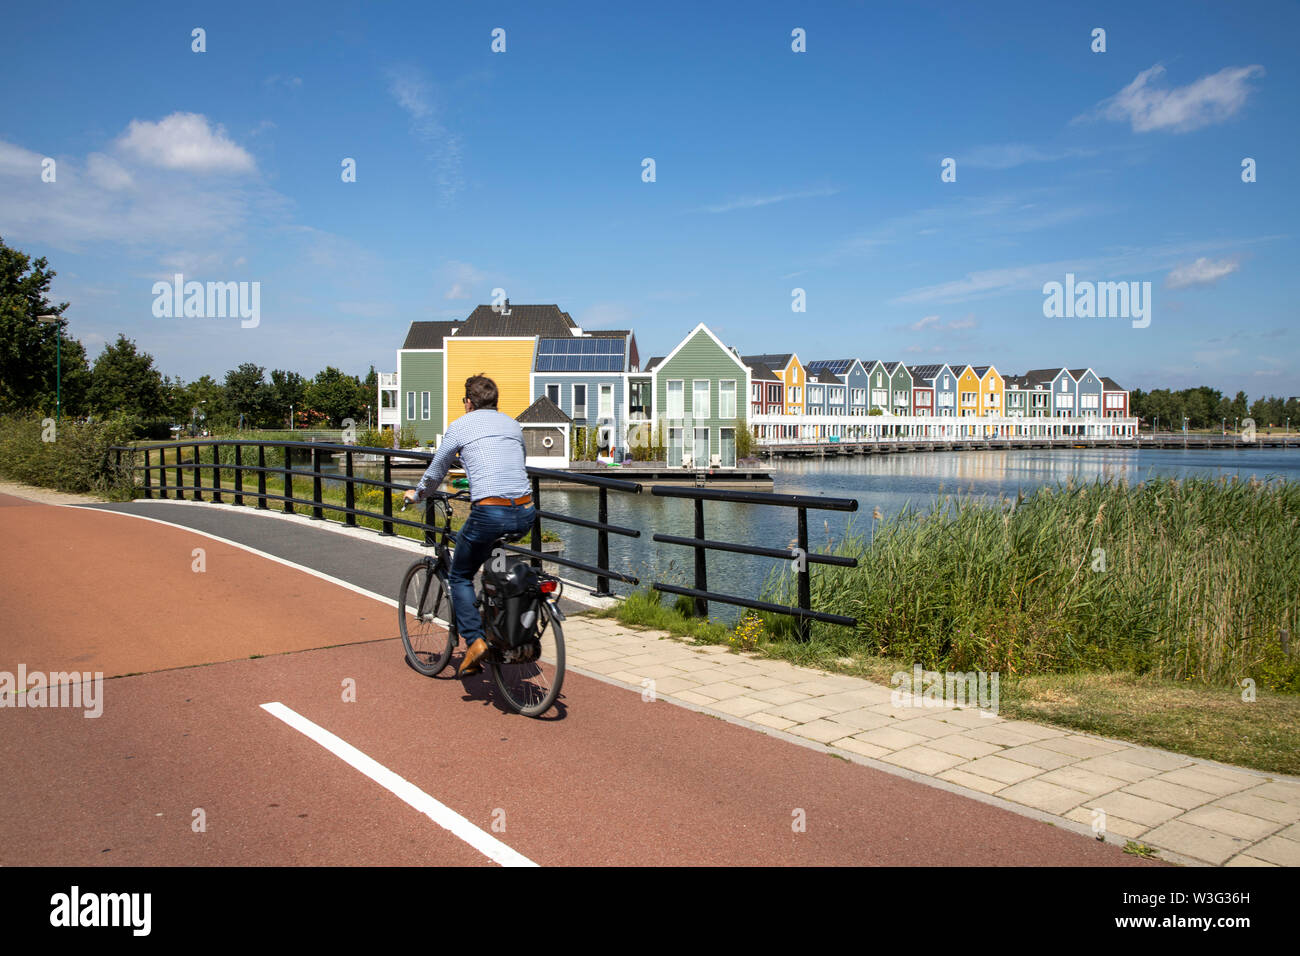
top-left (379, 372), bottom-right (397, 389)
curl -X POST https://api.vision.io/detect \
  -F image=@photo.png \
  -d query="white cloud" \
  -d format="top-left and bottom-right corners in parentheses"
top-left (910, 315), bottom-right (940, 331)
top-left (86, 153), bottom-right (133, 190)
top-left (438, 260), bottom-right (486, 300)
top-left (386, 66), bottom-right (463, 204)
top-left (947, 317), bottom-right (976, 330)
top-left (116, 112), bottom-right (256, 173)
top-left (1166, 257), bottom-right (1240, 289)
top-left (703, 187), bottom-right (838, 213)
top-left (1082, 64), bottom-right (1264, 133)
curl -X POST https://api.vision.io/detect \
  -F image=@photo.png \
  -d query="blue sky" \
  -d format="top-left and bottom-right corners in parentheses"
top-left (1, 0), bottom-right (1296, 396)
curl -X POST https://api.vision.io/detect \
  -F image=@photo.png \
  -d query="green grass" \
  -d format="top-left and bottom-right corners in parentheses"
top-left (788, 476), bottom-right (1300, 691)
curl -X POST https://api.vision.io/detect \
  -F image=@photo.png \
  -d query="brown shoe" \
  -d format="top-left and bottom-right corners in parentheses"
top-left (457, 638), bottom-right (489, 678)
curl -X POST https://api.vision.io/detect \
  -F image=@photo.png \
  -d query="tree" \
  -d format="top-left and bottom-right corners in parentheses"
top-left (268, 369), bottom-right (307, 428)
top-left (87, 334), bottom-right (168, 420)
top-left (305, 366), bottom-right (363, 426)
top-left (224, 363), bottom-right (270, 428)
top-left (0, 236), bottom-right (88, 415)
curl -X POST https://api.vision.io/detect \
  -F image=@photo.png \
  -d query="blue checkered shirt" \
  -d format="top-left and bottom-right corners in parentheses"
top-left (414, 409), bottom-right (531, 503)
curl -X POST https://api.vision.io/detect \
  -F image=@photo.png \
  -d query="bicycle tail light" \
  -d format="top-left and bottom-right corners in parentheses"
top-left (540, 580), bottom-right (558, 594)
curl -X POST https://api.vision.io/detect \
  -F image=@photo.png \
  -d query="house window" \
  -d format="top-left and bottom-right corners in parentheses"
top-left (421, 391), bottom-right (431, 420)
top-left (809, 386), bottom-right (823, 404)
top-left (943, 377), bottom-right (951, 390)
top-left (572, 384), bottom-right (587, 419)
top-left (693, 427), bottom-right (709, 465)
top-left (546, 383), bottom-right (561, 407)
top-left (851, 388), bottom-right (865, 405)
top-left (720, 428), bottom-right (736, 467)
top-left (692, 380), bottom-right (710, 418)
top-left (751, 383), bottom-right (760, 400)
top-left (667, 427), bottom-right (683, 467)
top-left (406, 391), bottom-right (415, 420)
top-left (960, 391), bottom-right (976, 406)
top-left (871, 389), bottom-right (888, 406)
top-left (599, 383), bottom-right (614, 419)
top-left (1081, 393), bottom-right (1099, 410)
top-left (893, 391), bottom-right (909, 406)
top-left (768, 384), bottom-right (781, 404)
top-left (667, 380), bottom-right (684, 418)
top-left (718, 380), bottom-right (736, 418)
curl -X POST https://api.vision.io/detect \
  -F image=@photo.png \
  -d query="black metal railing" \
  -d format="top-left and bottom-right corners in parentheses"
top-left (111, 439), bottom-right (860, 637)
top-left (111, 439), bottom-right (640, 593)
top-left (649, 486), bottom-right (859, 641)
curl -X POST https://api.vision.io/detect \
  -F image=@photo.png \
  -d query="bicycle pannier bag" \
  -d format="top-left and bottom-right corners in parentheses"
top-left (483, 559), bottom-right (542, 648)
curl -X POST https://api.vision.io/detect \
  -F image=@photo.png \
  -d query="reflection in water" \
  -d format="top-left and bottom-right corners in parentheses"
top-left (300, 447), bottom-right (1300, 620)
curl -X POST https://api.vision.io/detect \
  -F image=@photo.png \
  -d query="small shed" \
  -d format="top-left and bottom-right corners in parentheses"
top-left (517, 396), bottom-right (571, 468)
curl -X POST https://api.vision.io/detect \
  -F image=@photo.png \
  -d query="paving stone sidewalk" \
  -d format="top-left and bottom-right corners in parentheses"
top-left (562, 615), bottom-right (1300, 867)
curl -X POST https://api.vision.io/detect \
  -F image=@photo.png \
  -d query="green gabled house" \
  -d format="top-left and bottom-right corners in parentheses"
top-left (646, 323), bottom-right (750, 467)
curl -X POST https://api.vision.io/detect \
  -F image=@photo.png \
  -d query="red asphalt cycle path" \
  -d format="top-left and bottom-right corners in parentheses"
top-left (0, 494), bottom-right (1153, 866)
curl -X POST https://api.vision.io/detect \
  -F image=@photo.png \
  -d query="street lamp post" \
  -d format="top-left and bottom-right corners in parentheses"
top-left (36, 314), bottom-right (62, 422)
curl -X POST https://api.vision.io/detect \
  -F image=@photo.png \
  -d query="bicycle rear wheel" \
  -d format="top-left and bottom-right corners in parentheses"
top-left (398, 560), bottom-right (455, 676)
top-left (491, 606), bottom-right (564, 717)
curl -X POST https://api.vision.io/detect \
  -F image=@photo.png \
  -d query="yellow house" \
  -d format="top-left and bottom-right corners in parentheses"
top-left (740, 353), bottom-right (805, 415)
top-left (444, 336), bottom-right (538, 424)
top-left (975, 365), bottom-right (1004, 417)
top-left (954, 365), bottom-right (980, 417)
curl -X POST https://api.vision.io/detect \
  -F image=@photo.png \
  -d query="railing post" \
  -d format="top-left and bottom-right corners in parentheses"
top-left (345, 450), bottom-right (356, 526)
top-left (159, 446), bottom-right (168, 499)
top-left (381, 455), bottom-right (394, 536)
top-left (529, 474), bottom-right (542, 570)
top-left (797, 506), bottom-right (811, 642)
top-left (193, 444), bottom-right (202, 501)
top-left (257, 445), bottom-right (268, 509)
top-left (212, 443), bottom-right (222, 503)
top-left (233, 444), bottom-right (243, 507)
top-left (311, 446), bottom-right (323, 519)
top-left (142, 448), bottom-right (151, 499)
top-left (595, 485), bottom-right (612, 597)
top-left (176, 446), bottom-right (184, 499)
top-left (694, 496), bottom-right (708, 618)
top-left (283, 445), bottom-right (294, 514)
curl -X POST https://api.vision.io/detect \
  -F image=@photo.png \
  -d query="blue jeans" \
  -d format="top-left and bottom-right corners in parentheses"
top-left (449, 503), bottom-right (536, 646)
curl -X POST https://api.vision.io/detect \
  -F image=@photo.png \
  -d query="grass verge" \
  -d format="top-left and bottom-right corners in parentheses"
top-left (593, 588), bottom-right (1300, 776)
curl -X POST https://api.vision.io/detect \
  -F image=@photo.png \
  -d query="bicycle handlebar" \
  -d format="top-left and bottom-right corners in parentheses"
top-left (399, 489), bottom-right (471, 512)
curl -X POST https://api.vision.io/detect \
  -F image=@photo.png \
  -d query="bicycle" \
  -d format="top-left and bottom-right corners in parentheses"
top-left (397, 490), bottom-right (566, 717)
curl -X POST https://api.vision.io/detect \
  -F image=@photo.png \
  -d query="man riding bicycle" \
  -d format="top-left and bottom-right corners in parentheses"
top-left (403, 375), bottom-right (535, 678)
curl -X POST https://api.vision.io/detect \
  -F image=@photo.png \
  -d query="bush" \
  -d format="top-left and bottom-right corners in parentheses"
top-left (0, 413), bottom-right (135, 498)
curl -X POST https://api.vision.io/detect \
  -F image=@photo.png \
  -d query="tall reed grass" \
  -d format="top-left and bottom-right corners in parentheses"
top-left (771, 477), bottom-right (1299, 690)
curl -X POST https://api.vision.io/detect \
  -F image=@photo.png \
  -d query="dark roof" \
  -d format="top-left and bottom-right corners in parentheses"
top-left (1101, 376), bottom-right (1125, 391)
top-left (402, 320), bottom-right (463, 350)
top-left (744, 353), bottom-right (793, 370)
top-left (516, 396), bottom-right (571, 425)
top-left (812, 369), bottom-right (844, 384)
top-left (883, 361), bottom-right (909, 375)
top-left (906, 363), bottom-right (946, 383)
top-left (948, 363), bottom-right (970, 375)
top-left (806, 359), bottom-right (858, 376)
top-left (644, 356), bottom-right (664, 371)
top-left (1003, 374), bottom-right (1030, 389)
top-left (460, 303), bottom-right (578, 337)
top-left (1068, 368), bottom-right (1093, 379)
top-left (1023, 367), bottom-right (1067, 386)
top-left (971, 365), bottom-right (991, 377)
top-left (745, 360), bottom-right (779, 380)
top-left (585, 329), bottom-right (630, 338)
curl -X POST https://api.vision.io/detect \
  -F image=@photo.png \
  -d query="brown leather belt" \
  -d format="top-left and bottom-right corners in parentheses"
top-left (474, 494), bottom-right (532, 507)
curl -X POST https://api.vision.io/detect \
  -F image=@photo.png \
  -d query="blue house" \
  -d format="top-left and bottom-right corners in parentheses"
top-left (531, 330), bottom-right (638, 458)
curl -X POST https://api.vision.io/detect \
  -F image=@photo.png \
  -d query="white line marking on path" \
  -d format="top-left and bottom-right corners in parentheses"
top-left (260, 701), bottom-right (537, 867)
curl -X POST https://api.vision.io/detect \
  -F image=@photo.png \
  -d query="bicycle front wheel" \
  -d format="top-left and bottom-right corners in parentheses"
top-left (398, 560), bottom-right (455, 676)
top-left (491, 606), bottom-right (565, 717)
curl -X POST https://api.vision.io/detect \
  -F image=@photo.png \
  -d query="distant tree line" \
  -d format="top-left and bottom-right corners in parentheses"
top-left (1, 237), bottom-right (379, 436)
top-left (1130, 387), bottom-right (1299, 431)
